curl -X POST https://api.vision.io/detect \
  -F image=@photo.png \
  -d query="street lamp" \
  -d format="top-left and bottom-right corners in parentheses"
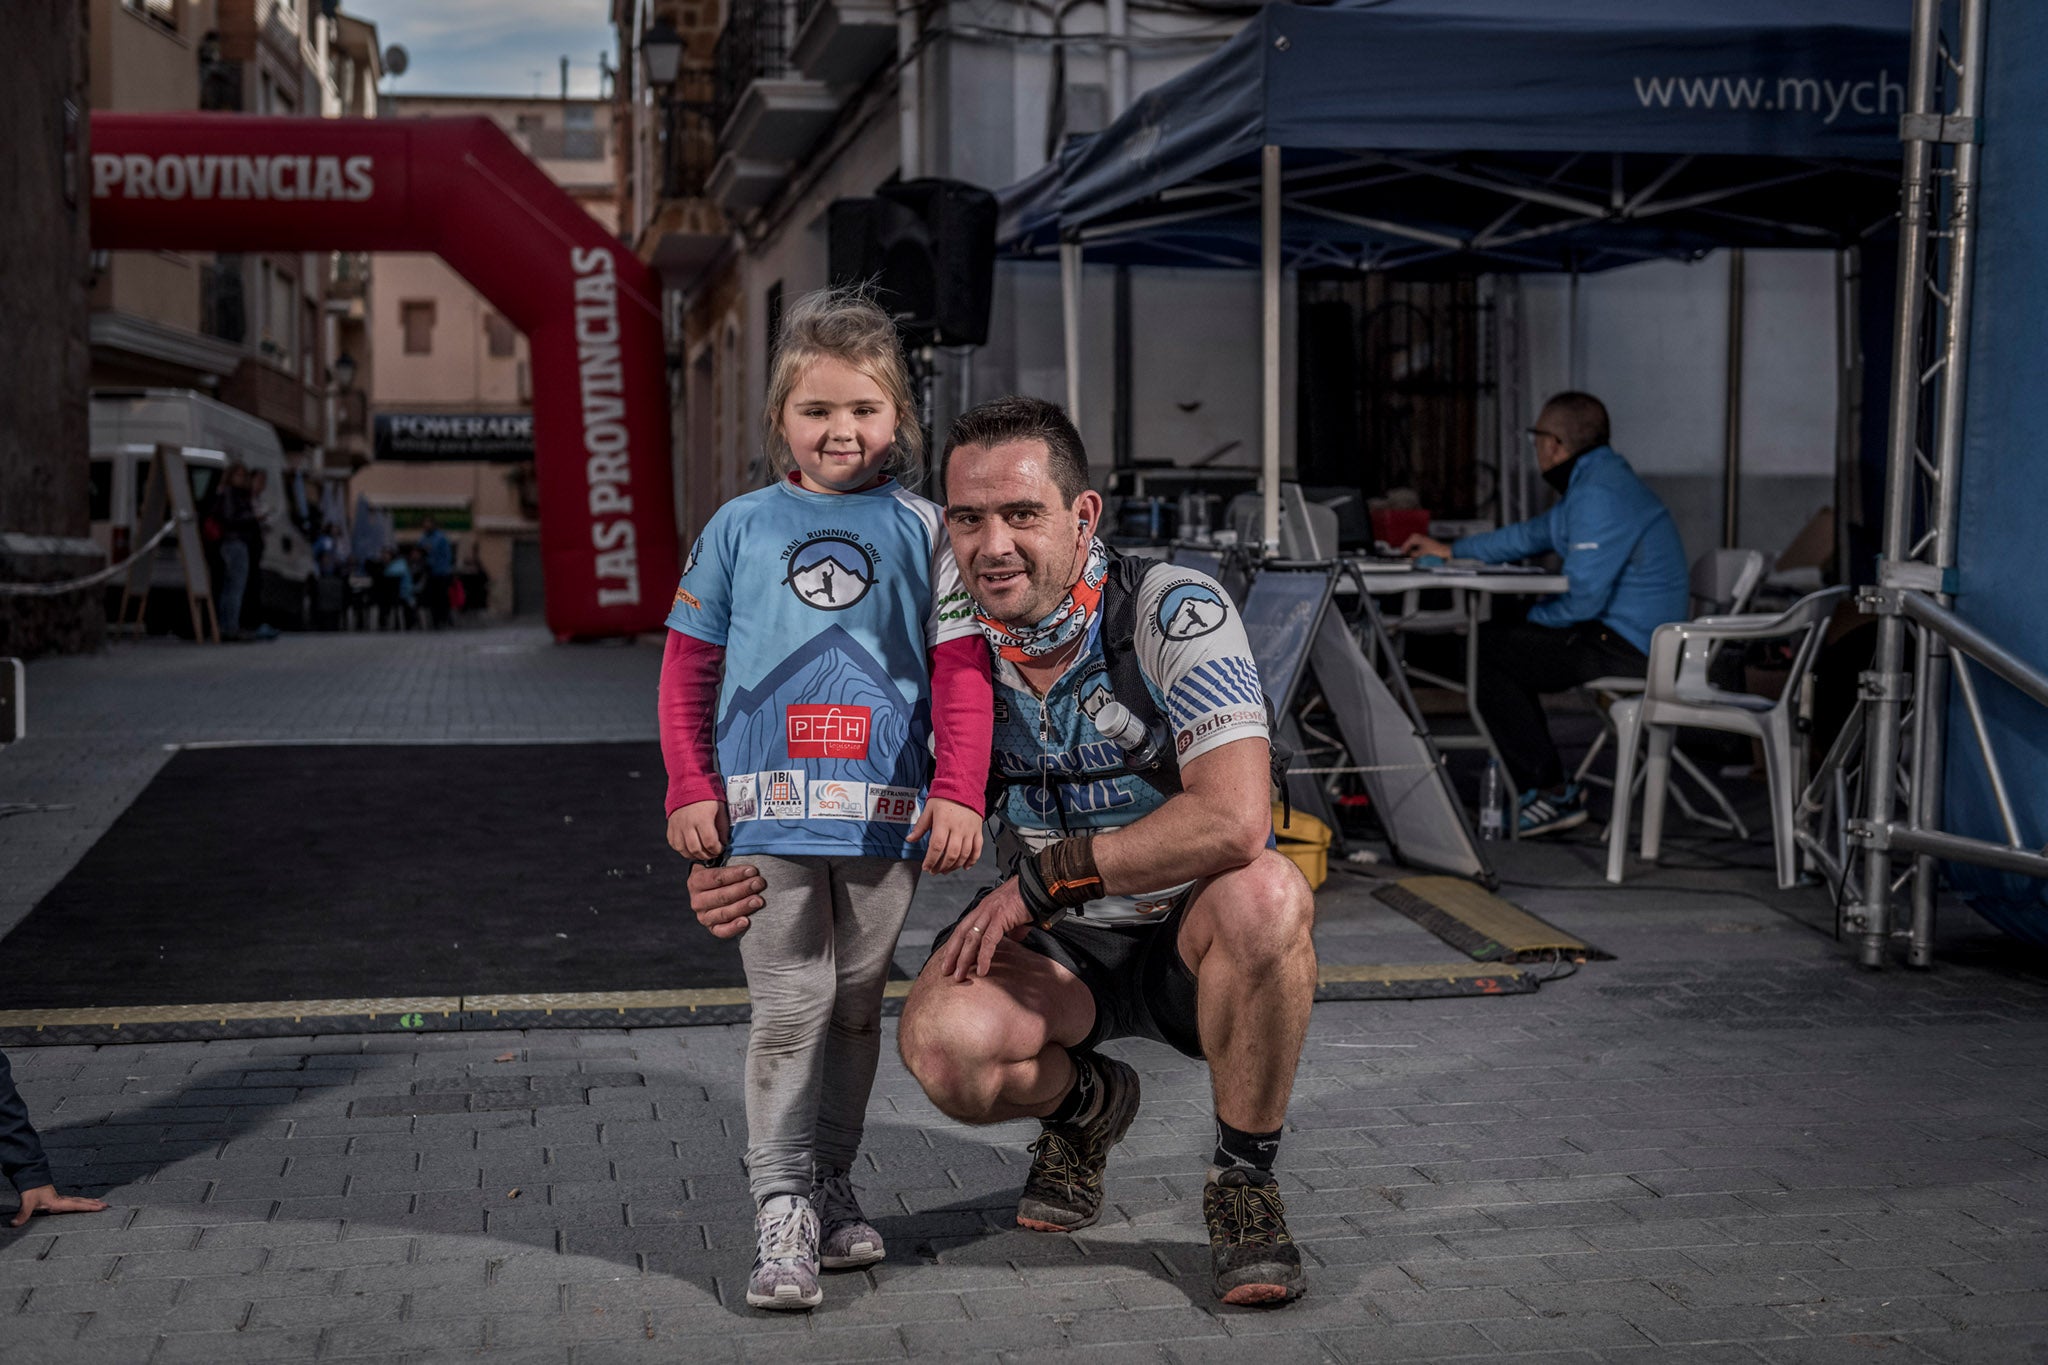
top-left (641, 17), bottom-right (683, 91)
top-left (332, 351), bottom-right (357, 391)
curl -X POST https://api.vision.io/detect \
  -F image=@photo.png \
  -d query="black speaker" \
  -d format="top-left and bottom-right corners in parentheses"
top-left (828, 196), bottom-right (934, 335)
top-left (827, 178), bottom-right (997, 347)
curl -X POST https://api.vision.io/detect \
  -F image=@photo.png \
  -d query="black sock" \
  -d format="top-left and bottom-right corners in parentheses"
top-left (1214, 1117), bottom-right (1282, 1177)
top-left (1043, 1051), bottom-right (1098, 1127)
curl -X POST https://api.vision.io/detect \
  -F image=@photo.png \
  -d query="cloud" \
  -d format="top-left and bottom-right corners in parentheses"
top-left (347, 0), bottom-right (617, 98)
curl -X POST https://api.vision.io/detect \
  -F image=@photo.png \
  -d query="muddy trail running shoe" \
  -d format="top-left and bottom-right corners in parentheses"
top-left (1015, 1053), bottom-right (1141, 1232)
top-left (1203, 1166), bottom-right (1306, 1306)
top-left (812, 1166), bottom-right (886, 1269)
top-left (746, 1193), bottom-right (823, 1310)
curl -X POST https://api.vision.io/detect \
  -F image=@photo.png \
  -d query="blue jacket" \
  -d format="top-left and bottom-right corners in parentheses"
top-left (1, 1050), bottom-right (53, 1194)
top-left (420, 528), bottom-right (455, 577)
top-left (1452, 445), bottom-right (1688, 653)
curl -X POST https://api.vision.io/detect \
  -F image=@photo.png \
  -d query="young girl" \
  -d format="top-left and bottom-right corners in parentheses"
top-left (658, 288), bottom-right (992, 1311)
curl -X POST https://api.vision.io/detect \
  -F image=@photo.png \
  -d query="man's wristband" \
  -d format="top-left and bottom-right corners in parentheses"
top-left (1017, 836), bottom-right (1104, 930)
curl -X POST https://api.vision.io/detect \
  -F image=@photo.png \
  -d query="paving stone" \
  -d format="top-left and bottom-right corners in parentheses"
top-left (1476, 1310), bottom-right (1656, 1353)
top-left (149, 1327), bottom-right (327, 1362)
top-left (1314, 1321), bottom-right (1499, 1362)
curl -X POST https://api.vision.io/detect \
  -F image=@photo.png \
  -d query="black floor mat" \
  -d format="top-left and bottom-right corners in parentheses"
top-left (0, 743), bottom-right (735, 1014)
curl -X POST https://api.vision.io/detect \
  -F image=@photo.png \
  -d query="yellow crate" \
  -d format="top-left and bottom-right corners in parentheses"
top-left (1274, 804), bottom-right (1332, 890)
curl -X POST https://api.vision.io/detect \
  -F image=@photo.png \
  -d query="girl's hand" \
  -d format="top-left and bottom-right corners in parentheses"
top-left (911, 797), bottom-right (984, 874)
top-left (666, 800), bottom-right (730, 862)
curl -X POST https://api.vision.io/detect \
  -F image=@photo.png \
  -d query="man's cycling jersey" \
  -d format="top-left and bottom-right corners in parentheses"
top-left (990, 559), bottom-right (1269, 925)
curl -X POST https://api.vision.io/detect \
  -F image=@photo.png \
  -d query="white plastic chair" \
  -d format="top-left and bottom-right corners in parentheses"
top-left (1575, 548), bottom-right (1770, 834)
top-left (1605, 585), bottom-right (1850, 888)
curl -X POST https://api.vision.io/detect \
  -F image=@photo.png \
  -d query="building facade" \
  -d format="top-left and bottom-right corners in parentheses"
top-left (0, 0), bottom-right (96, 657)
top-left (612, 0), bottom-right (1269, 549)
top-left (88, 0), bottom-right (379, 461)
top-left (347, 94), bottom-right (621, 619)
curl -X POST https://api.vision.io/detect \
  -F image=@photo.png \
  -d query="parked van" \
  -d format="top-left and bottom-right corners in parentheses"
top-left (88, 388), bottom-right (319, 631)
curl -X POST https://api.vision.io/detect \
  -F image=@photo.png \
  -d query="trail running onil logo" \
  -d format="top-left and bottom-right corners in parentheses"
top-left (783, 533), bottom-right (877, 611)
top-left (1156, 581), bottom-right (1229, 641)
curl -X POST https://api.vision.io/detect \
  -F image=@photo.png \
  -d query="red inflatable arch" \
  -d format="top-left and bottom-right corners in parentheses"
top-left (89, 113), bottom-right (679, 640)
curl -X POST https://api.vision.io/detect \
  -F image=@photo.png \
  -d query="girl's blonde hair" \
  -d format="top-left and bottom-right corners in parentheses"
top-left (762, 286), bottom-right (923, 484)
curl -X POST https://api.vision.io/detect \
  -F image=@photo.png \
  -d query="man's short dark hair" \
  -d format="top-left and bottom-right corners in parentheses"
top-left (1541, 391), bottom-right (1610, 456)
top-left (942, 396), bottom-right (1091, 503)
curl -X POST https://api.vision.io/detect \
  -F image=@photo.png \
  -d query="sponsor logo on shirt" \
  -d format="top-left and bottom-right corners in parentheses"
top-left (867, 785), bottom-right (920, 823)
top-left (683, 535), bottom-right (703, 577)
top-left (726, 773), bottom-right (759, 822)
top-left (936, 588), bottom-right (974, 623)
top-left (782, 531), bottom-right (878, 611)
top-left (1174, 705), bottom-right (1266, 756)
top-left (672, 585), bottom-right (701, 611)
top-left (786, 704), bottom-right (872, 759)
top-left (760, 769), bottom-right (807, 818)
top-left (1155, 581), bottom-right (1230, 641)
top-left (808, 780), bottom-right (867, 820)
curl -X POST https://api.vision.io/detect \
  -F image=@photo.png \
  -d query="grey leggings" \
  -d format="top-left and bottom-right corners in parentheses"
top-left (737, 853), bottom-right (919, 1204)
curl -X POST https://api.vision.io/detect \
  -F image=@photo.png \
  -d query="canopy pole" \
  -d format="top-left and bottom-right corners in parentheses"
top-left (1722, 248), bottom-right (1746, 549)
top-left (1261, 143), bottom-right (1281, 554)
top-left (1060, 238), bottom-right (1083, 428)
top-left (1106, 0), bottom-right (1129, 117)
top-left (1833, 247), bottom-right (1861, 586)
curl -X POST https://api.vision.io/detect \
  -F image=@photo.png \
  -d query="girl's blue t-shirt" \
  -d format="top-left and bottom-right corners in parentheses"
top-left (665, 478), bottom-right (977, 858)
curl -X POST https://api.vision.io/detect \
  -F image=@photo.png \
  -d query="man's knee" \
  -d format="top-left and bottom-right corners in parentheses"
top-left (898, 978), bottom-right (1050, 1122)
top-left (1196, 852), bottom-right (1317, 968)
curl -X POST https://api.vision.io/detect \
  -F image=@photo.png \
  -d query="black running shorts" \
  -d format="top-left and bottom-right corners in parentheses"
top-left (929, 886), bottom-right (1205, 1059)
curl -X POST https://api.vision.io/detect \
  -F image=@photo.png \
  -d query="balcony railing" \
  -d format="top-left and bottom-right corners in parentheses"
top-left (661, 69), bottom-right (719, 200)
top-left (329, 250), bottom-right (371, 298)
top-left (521, 127), bottom-right (607, 162)
top-left (714, 0), bottom-right (794, 135)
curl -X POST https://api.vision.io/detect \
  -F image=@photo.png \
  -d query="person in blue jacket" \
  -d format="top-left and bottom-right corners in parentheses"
top-left (2, 1050), bottom-right (107, 1227)
top-left (1403, 391), bottom-right (1688, 836)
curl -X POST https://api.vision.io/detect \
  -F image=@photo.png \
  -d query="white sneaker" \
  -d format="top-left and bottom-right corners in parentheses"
top-left (813, 1166), bottom-right (886, 1269)
top-left (745, 1193), bottom-right (823, 1310)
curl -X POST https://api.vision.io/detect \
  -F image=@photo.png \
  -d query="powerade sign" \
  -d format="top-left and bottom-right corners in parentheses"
top-left (374, 413), bottom-right (534, 463)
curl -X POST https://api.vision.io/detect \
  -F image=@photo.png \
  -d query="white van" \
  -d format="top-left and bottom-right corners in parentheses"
top-left (88, 388), bottom-right (320, 630)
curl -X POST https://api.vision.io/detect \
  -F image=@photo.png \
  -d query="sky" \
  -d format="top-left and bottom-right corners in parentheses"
top-left (346, 0), bottom-right (619, 100)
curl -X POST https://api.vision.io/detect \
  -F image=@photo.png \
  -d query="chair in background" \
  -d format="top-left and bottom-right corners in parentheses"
top-left (1575, 548), bottom-right (1770, 834)
top-left (1606, 585), bottom-right (1851, 888)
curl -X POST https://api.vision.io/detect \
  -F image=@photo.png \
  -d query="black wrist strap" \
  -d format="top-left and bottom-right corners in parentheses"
top-left (1015, 853), bottom-right (1066, 930)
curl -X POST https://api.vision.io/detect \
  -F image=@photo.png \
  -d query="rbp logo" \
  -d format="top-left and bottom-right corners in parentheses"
top-left (867, 785), bottom-right (919, 823)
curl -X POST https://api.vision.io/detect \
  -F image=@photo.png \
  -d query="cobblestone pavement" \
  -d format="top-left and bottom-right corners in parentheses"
top-left (5, 627), bottom-right (2048, 1363)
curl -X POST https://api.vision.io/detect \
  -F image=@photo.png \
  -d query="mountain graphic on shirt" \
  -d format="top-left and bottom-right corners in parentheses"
top-left (1165, 595), bottom-right (1223, 639)
top-left (717, 624), bottom-right (931, 794)
top-left (788, 555), bottom-right (871, 605)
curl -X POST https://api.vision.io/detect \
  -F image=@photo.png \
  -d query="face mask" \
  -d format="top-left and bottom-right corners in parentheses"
top-left (1542, 450), bottom-right (1583, 496)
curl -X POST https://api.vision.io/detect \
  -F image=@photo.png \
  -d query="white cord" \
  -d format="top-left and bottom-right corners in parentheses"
top-left (0, 520), bottom-right (178, 598)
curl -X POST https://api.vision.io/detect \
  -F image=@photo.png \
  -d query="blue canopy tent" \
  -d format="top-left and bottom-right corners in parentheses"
top-left (1003, 0), bottom-right (1911, 548)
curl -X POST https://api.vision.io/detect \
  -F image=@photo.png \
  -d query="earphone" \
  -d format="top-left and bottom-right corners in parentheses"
top-left (1077, 518), bottom-right (1090, 529)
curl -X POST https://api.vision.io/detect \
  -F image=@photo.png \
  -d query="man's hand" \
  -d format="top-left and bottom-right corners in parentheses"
top-left (911, 798), bottom-right (984, 874)
top-left (10, 1186), bottom-right (107, 1228)
top-left (1400, 533), bottom-right (1453, 560)
top-left (666, 800), bottom-right (729, 862)
top-left (937, 877), bottom-right (1036, 981)
top-left (687, 862), bottom-right (765, 940)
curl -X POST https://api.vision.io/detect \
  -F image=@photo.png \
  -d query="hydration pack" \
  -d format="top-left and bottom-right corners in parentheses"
top-left (987, 549), bottom-right (1294, 818)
